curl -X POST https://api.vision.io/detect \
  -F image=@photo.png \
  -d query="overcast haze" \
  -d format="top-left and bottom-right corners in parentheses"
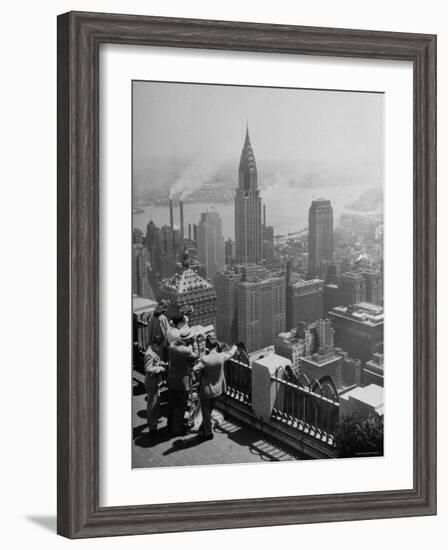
top-left (133, 81), bottom-right (384, 198)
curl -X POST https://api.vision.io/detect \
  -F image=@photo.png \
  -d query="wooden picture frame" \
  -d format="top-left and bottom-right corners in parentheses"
top-left (57, 11), bottom-right (437, 538)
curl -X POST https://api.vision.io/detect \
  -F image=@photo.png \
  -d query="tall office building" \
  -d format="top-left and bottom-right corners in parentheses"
top-left (214, 269), bottom-right (243, 344)
top-left (326, 261), bottom-right (342, 284)
top-left (307, 199), bottom-right (333, 278)
top-left (329, 302), bottom-right (384, 364)
top-left (225, 238), bottom-right (235, 266)
top-left (159, 225), bottom-right (182, 279)
top-left (315, 318), bottom-right (334, 352)
top-left (146, 220), bottom-right (182, 280)
top-left (275, 330), bottom-right (306, 375)
top-left (336, 349), bottom-right (362, 387)
top-left (324, 283), bottom-right (340, 317)
top-left (196, 211), bottom-right (225, 282)
top-left (132, 244), bottom-right (153, 299)
top-left (286, 278), bottom-right (324, 330)
top-left (133, 228), bottom-right (143, 244)
top-left (361, 268), bottom-right (383, 305)
top-left (340, 271), bottom-right (367, 306)
top-left (237, 275), bottom-right (286, 352)
top-left (297, 319), bottom-right (345, 390)
top-left (235, 126), bottom-right (263, 264)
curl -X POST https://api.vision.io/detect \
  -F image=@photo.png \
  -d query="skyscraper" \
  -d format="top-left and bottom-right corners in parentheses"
top-left (286, 278), bottom-right (324, 329)
top-left (329, 302), bottom-right (384, 364)
top-left (307, 199), bottom-right (333, 278)
top-left (224, 238), bottom-right (235, 266)
top-left (275, 330), bottom-right (306, 375)
top-left (146, 220), bottom-right (182, 280)
top-left (214, 269), bottom-right (243, 344)
top-left (340, 271), bottom-right (367, 306)
top-left (237, 275), bottom-right (286, 352)
top-left (324, 283), bottom-right (340, 317)
top-left (235, 126), bottom-right (263, 264)
top-left (132, 244), bottom-right (153, 299)
top-left (315, 318), bottom-right (335, 352)
top-left (196, 211), bottom-right (225, 281)
top-left (361, 268), bottom-right (383, 305)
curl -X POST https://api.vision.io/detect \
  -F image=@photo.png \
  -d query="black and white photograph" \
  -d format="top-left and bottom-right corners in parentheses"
top-left (1, 0), bottom-right (441, 544)
top-left (132, 81), bottom-right (384, 467)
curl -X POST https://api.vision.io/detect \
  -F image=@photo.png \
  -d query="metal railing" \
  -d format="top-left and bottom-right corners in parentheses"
top-left (271, 366), bottom-right (339, 445)
top-left (134, 316), bottom-right (150, 352)
top-left (223, 359), bottom-right (252, 406)
top-left (134, 318), bottom-right (339, 447)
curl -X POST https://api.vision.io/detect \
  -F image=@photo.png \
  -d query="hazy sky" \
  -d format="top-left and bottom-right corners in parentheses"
top-left (133, 80), bottom-right (384, 192)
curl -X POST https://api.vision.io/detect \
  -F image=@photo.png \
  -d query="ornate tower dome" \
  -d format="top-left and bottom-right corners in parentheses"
top-left (238, 125), bottom-right (258, 192)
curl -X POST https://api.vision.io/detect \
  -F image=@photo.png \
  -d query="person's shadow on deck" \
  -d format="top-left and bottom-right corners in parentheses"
top-left (134, 427), bottom-right (173, 448)
top-left (162, 434), bottom-right (207, 455)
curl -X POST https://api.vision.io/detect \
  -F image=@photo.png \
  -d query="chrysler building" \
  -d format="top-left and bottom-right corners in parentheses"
top-left (234, 125), bottom-right (263, 264)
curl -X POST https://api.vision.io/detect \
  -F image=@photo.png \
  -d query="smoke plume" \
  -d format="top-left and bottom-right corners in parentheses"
top-left (169, 162), bottom-right (217, 200)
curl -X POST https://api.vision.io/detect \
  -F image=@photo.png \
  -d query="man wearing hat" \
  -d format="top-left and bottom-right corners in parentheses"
top-left (146, 299), bottom-right (170, 362)
top-left (193, 337), bottom-right (238, 440)
top-left (167, 327), bottom-right (199, 436)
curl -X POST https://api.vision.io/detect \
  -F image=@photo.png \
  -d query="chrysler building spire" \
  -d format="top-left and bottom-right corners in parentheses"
top-left (235, 124), bottom-right (263, 264)
top-left (238, 124), bottom-right (258, 192)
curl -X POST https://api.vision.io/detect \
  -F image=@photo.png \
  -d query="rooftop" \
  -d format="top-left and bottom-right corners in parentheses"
top-left (330, 302), bottom-right (384, 325)
top-left (290, 278), bottom-right (323, 288)
top-left (302, 351), bottom-right (340, 367)
top-left (277, 330), bottom-right (303, 343)
top-left (366, 352), bottom-right (384, 367)
top-left (341, 271), bottom-right (365, 281)
top-left (239, 275), bottom-right (284, 287)
top-left (340, 384), bottom-right (384, 409)
top-left (253, 353), bottom-right (292, 371)
top-left (132, 370), bottom-right (305, 468)
top-left (132, 295), bottom-right (157, 316)
top-left (162, 268), bottom-right (214, 294)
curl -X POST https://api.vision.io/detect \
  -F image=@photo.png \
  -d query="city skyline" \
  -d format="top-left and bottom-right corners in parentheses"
top-left (132, 82), bottom-right (385, 467)
top-left (133, 81), bottom-right (384, 203)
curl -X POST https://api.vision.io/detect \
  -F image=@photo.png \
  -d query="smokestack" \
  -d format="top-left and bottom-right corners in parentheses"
top-left (179, 200), bottom-right (185, 240)
top-left (263, 204), bottom-right (266, 228)
top-left (188, 224), bottom-right (192, 241)
top-left (169, 199), bottom-right (174, 230)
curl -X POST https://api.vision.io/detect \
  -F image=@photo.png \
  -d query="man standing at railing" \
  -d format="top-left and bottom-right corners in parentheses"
top-left (167, 328), bottom-right (199, 436)
top-left (144, 341), bottom-right (167, 434)
top-left (146, 299), bottom-right (170, 362)
top-left (193, 337), bottom-right (238, 441)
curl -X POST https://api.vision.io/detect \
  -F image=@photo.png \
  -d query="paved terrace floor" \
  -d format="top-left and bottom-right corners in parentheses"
top-left (132, 370), bottom-right (308, 468)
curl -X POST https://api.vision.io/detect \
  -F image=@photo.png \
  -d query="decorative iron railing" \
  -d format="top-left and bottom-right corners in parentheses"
top-left (134, 317), bottom-right (339, 448)
top-left (134, 316), bottom-right (150, 352)
top-left (223, 359), bottom-right (252, 406)
top-left (271, 366), bottom-right (339, 445)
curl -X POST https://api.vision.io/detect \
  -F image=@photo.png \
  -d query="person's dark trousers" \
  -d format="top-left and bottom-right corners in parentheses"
top-left (167, 388), bottom-right (188, 435)
top-left (199, 397), bottom-right (216, 436)
top-left (146, 385), bottom-right (161, 431)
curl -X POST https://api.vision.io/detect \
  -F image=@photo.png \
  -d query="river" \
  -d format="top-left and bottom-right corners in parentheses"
top-left (132, 183), bottom-right (377, 240)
